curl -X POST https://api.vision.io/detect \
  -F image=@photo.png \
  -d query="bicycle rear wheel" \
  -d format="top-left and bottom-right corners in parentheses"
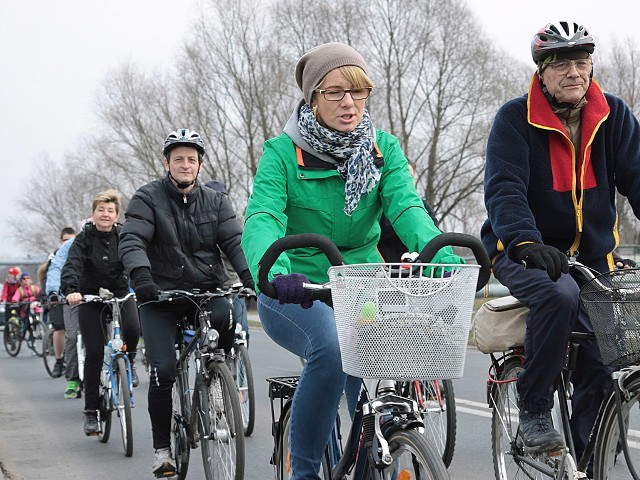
top-left (379, 428), bottom-right (449, 479)
top-left (3, 318), bottom-right (22, 357)
top-left (233, 344), bottom-right (255, 436)
top-left (171, 366), bottom-right (191, 480)
top-left (29, 319), bottom-right (46, 357)
top-left (593, 369), bottom-right (640, 480)
top-left (276, 404), bottom-right (331, 480)
top-left (98, 368), bottom-right (112, 443)
top-left (404, 378), bottom-right (456, 467)
top-left (43, 326), bottom-right (57, 376)
top-left (199, 360), bottom-right (244, 480)
top-left (115, 355), bottom-right (133, 457)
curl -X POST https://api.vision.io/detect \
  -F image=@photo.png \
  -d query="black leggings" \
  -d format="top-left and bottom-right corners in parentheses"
top-left (139, 296), bottom-right (233, 449)
top-left (78, 297), bottom-right (140, 411)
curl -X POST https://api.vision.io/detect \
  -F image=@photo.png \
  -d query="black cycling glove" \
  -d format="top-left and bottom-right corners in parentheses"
top-left (514, 243), bottom-right (569, 282)
top-left (130, 267), bottom-right (159, 303)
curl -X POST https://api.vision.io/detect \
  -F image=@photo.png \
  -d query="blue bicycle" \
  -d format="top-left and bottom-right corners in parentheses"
top-left (83, 289), bottom-right (136, 457)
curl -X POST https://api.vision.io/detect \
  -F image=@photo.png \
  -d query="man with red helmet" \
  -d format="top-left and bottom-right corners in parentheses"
top-left (482, 20), bottom-right (640, 464)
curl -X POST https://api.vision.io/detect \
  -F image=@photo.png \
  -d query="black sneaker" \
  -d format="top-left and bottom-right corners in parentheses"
top-left (83, 410), bottom-right (100, 436)
top-left (517, 410), bottom-right (565, 453)
top-left (52, 359), bottom-right (65, 378)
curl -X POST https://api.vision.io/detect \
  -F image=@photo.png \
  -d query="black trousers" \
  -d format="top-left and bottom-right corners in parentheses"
top-left (139, 296), bottom-right (233, 449)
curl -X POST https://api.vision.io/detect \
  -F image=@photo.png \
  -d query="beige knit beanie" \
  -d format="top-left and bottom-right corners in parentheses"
top-left (295, 42), bottom-right (369, 105)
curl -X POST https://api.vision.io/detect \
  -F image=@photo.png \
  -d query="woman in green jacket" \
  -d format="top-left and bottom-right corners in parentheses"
top-left (241, 42), bottom-right (462, 480)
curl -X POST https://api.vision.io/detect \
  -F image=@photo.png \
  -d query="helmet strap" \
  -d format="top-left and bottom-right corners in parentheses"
top-left (169, 169), bottom-right (201, 191)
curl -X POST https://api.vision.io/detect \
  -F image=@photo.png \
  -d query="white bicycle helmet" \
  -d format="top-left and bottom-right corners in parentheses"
top-left (162, 128), bottom-right (206, 157)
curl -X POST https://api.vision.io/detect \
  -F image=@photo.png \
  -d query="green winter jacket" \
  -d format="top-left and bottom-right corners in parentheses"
top-left (242, 129), bottom-right (462, 288)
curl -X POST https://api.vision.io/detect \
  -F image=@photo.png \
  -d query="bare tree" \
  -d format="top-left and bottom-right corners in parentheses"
top-left (596, 38), bottom-right (640, 244)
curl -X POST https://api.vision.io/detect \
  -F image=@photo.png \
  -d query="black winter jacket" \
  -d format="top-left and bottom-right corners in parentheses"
top-left (119, 175), bottom-right (251, 291)
top-left (61, 223), bottom-right (130, 297)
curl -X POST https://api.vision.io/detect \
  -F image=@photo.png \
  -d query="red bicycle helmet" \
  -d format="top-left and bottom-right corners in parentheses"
top-left (531, 21), bottom-right (595, 64)
top-left (8, 267), bottom-right (20, 277)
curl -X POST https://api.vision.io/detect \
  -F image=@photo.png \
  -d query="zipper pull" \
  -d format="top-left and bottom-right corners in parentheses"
top-left (183, 194), bottom-right (187, 204)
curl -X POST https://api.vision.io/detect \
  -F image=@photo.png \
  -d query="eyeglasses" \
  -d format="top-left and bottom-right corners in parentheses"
top-left (548, 59), bottom-right (592, 74)
top-left (314, 88), bottom-right (372, 101)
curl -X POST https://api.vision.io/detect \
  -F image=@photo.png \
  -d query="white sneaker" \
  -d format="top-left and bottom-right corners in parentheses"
top-left (152, 447), bottom-right (176, 477)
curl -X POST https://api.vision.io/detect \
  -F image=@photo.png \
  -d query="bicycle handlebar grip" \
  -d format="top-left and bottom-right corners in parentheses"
top-left (417, 232), bottom-right (491, 292)
top-left (257, 233), bottom-right (344, 300)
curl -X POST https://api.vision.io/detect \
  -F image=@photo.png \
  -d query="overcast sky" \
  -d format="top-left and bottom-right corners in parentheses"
top-left (2, 0), bottom-right (639, 258)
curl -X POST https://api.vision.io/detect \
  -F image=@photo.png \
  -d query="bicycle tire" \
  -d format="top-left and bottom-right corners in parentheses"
top-left (380, 428), bottom-right (450, 479)
top-left (115, 355), bottom-right (133, 457)
top-left (3, 317), bottom-right (22, 357)
top-left (405, 378), bottom-right (457, 467)
top-left (29, 319), bottom-right (47, 357)
top-left (593, 369), bottom-right (640, 480)
top-left (233, 344), bottom-right (255, 436)
top-left (99, 368), bottom-right (112, 444)
top-left (199, 360), bottom-right (245, 480)
top-left (43, 326), bottom-right (57, 376)
top-left (171, 367), bottom-right (190, 480)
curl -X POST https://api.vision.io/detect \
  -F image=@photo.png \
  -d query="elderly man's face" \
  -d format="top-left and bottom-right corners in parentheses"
top-left (541, 57), bottom-right (592, 105)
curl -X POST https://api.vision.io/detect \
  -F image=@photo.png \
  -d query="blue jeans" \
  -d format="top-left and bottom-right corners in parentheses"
top-left (258, 294), bottom-right (361, 480)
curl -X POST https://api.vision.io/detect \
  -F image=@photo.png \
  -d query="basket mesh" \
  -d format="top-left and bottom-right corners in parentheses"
top-left (580, 268), bottom-right (640, 368)
top-left (328, 263), bottom-right (479, 379)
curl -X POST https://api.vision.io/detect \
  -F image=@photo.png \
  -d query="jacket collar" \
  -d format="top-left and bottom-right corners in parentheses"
top-left (528, 74), bottom-right (610, 131)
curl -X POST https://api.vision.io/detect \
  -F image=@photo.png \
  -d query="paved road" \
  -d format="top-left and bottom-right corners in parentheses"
top-left (0, 321), bottom-right (497, 479)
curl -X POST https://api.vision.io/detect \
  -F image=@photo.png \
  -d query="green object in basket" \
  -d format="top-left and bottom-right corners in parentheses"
top-left (359, 301), bottom-right (377, 324)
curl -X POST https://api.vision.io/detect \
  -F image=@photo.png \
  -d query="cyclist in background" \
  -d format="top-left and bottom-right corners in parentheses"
top-left (12, 272), bottom-right (41, 320)
top-left (61, 189), bottom-right (140, 436)
top-left (204, 179), bottom-right (251, 343)
top-left (1, 266), bottom-right (21, 305)
top-left (241, 42), bottom-right (463, 480)
top-left (481, 21), bottom-right (640, 468)
top-left (44, 227), bottom-right (77, 380)
top-left (119, 129), bottom-right (254, 477)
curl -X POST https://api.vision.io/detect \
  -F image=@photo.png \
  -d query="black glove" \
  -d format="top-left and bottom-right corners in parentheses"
top-left (616, 258), bottom-right (637, 269)
top-left (270, 273), bottom-right (313, 309)
top-left (130, 267), bottom-right (159, 302)
top-left (239, 270), bottom-right (255, 291)
top-left (514, 243), bottom-right (569, 282)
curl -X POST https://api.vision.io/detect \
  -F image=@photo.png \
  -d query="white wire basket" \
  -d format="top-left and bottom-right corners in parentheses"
top-left (328, 263), bottom-right (480, 380)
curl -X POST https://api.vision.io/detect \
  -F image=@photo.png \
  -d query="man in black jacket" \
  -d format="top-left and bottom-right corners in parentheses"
top-left (119, 128), bottom-right (254, 477)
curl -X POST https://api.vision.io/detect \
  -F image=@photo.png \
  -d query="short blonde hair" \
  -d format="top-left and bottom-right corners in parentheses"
top-left (92, 189), bottom-right (121, 214)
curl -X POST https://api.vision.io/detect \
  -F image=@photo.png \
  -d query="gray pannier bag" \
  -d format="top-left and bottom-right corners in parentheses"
top-left (472, 295), bottom-right (529, 354)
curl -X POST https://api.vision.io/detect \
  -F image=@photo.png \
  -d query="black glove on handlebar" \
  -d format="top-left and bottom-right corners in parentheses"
top-left (239, 270), bottom-right (255, 291)
top-left (270, 273), bottom-right (313, 309)
top-left (130, 267), bottom-right (159, 303)
top-left (514, 243), bottom-right (569, 282)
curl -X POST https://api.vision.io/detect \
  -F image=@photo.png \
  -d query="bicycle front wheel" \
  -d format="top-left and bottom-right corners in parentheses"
top-left (593, 369), bottom-right (640, 480)
top-left (233, 344), bottom-right (255, 436)
top-left (171, 366), bottom-right (191, 480)
top-left (115, 355), bottom-right (133, 457)
top-left (379, 429), bottom-right (450, 479)
top-left (99, 368), bottom-right (112, 443)
top-left (199, 361), bottom-right (245, 480)
top-left (3, 318), bottom-right (22, 357)
top-left (43, 326), bottom-right (57, 376)
top-left (29, 319), bottom-right (46, 357)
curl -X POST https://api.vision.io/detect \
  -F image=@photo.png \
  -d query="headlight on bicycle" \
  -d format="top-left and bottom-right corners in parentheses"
top-left (200, 328), bottom-right (219, 351)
